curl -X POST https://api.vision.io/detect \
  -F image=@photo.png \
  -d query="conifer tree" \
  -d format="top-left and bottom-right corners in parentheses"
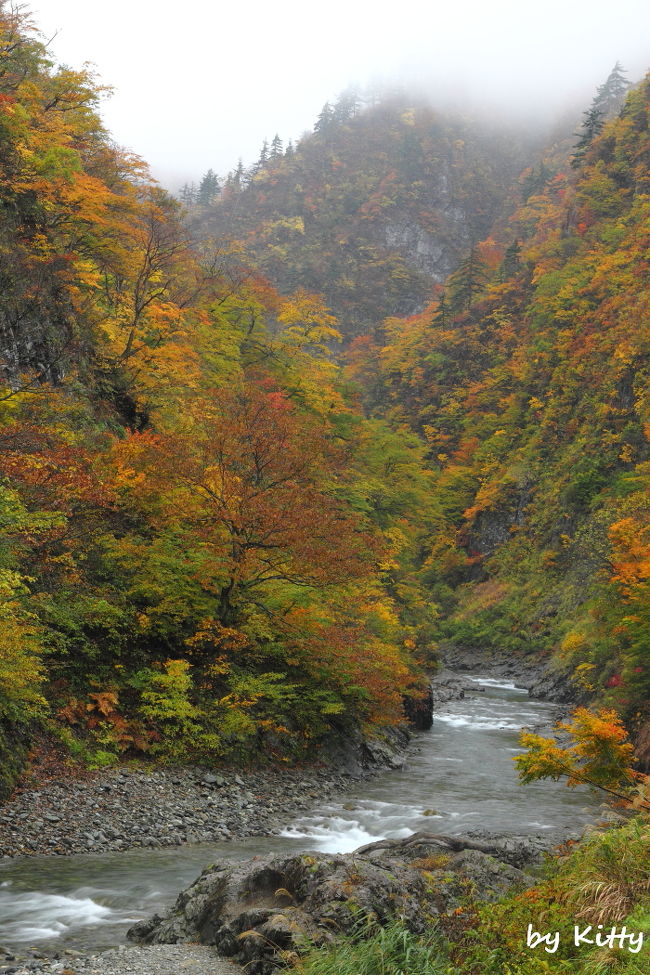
top-left (448, 248), bottom-right (488, 314)
top-left (571, 64), bottom-right (630, 169)
top-left (593, 62), bottom-right (630, 118)
top-left (521, 162), bottom-right (551, 202)
top-left (334, 87), bottom-right (361, 123)
top-left (499, 240), bottom-right (522, 281)
top-left (314, 102), bottom-right (334, 134)
top-left (179, 182), bottom-right (197, 206)
top-left (258, 139), bottom-right (269, 166)
top-left (270, 134), bottom-right (283, 158)
top-left (197, 169), bottom-right (220, 206)
top-left (431, 292), bottom-right (449, 328)
top-left (572, 105), bottom-right (605, 168)
top-left (233, 158), bottom-right (245, 189)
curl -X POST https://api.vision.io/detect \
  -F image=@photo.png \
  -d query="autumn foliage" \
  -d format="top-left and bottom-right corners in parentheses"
top-left (0, 0), bottom-right (648, 787)
top-left (0, 3), bottom-right (433, 778)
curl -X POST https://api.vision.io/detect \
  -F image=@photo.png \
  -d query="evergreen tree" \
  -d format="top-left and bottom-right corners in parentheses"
top-left (197, 169), bottom-right (220, 206)
top-left (431, 291), bottom-right (449, 327)
top-left (334, 87), bottom-right (361, 123)
top-left (571, 65), bottom-right (630, 169)
top-left (448, 248), bottom-right (488, 314)
top-left (572, 105), bottom-right (605, 168)
top-left (499, 240), bottom-right (522, 281)
top-left (258, 139), bottom-right (269, 167)
top-left (179, 181), bottom-right (197, 206)
top-left (232, 158), bottom-right (246, 190)
top-left (593, 62), bottom-right (630, 118)
top-left (314, 102), bottom-right (334, 135)
top-left (270, 134), bottom-right (284, 158)
top-left (521, 162), bottom-right (551, 202)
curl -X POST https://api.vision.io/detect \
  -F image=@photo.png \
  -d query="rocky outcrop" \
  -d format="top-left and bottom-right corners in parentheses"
top-left (403, 681), bottom-right (434, 729)
top-left (129, 833), bottom-right (538, 973)
top-left (430, 669), bottom-right (478, 705)
top-left (0, 719), bottom-right (30, 801)
top-left (440, 645), bottom-right (588, 706)
top-left (525, 665), bottom-right (588, 705)
top-left (316, 723), bottom-right (411, 775)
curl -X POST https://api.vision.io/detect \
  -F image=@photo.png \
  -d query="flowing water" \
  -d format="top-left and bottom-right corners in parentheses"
top-left (0, 677), bottom-right (599, 953)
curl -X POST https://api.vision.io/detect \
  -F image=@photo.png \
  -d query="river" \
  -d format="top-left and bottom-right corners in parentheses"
top-left (0, 676), bottom-right (599, 953)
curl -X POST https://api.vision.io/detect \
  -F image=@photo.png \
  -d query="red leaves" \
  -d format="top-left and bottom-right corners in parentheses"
top-left (114, 381), bottom-right (378, 614)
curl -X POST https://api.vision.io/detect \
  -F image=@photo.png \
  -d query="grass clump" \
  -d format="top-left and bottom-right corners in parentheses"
top-left (294, 920), bottom-right (457, 975)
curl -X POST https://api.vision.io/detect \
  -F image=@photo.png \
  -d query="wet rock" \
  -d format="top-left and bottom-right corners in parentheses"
top-left (403, 681), bottom-right (434, 730)
top-left (131, 837), bottom-right (536, 973)
top-left (526, 665), bottom-right (586, 705)
top-left (130, 851), bottom-right (430, 971)
top-left (430, 669), bottom-right (476, 705)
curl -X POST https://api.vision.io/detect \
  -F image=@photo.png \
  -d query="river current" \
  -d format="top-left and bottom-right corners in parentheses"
top-left (0, 677), bottom-right (599, 952)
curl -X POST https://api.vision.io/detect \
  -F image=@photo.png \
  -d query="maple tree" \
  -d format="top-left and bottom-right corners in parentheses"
top-left (515, 707), bottom-right (644, 803)
top-left (112, 383), bottom-right (375, 627)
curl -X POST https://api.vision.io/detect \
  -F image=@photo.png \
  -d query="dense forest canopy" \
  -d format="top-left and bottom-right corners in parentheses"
top-left (0, 0), bottom-right (648, 793)
top-left (0, 2), bottom-right (437, 789)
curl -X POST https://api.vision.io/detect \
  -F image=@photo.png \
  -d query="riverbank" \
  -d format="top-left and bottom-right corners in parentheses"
top-left (0, 651), bottom-right (570, 861)
top-left (0, 945), bottom-right (241, 975)
top-left (0, 672), bottom-right (603, 975)
top-left (0, 728), bottom-right (410, 859)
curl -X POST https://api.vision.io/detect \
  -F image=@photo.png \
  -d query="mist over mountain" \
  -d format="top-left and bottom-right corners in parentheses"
top-left (182, 91), bottom-right (558, 336)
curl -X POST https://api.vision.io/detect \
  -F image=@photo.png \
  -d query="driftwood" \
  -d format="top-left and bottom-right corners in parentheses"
top-left (353, 831), bottom-right (503, 857)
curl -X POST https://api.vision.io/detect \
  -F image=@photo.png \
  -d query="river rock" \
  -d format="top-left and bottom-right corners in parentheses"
top-left (430, 669), bottom-right (477, 704)
top-left (403, 681), bottom-right (434, 730)
top-left (129, 838), bottom-right (534, 974)
top-left (0, 725), bottom-right (412, 858)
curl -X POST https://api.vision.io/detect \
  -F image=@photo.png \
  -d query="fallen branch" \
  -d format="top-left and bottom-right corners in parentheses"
top-left (353, 831), bottom-right (503, 857)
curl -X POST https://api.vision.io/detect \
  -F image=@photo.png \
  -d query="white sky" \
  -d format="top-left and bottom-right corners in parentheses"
top-left (31, 0), bottom-right (650, 189)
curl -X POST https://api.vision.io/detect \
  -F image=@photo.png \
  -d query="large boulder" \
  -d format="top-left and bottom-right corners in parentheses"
top-left (430, 670), bottom-right (478, 705)
top-left (403, 681), bottom-right (434, 729)
top-left (129, 835), bottom-right (535, 973)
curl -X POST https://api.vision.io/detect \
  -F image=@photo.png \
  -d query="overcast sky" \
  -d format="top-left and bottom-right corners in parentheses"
top-left (31, 0), bottom-right (650, 190)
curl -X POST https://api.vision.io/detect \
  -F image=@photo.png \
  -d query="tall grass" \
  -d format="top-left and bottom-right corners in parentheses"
top-left (294, 921), bottom-right (456, 975)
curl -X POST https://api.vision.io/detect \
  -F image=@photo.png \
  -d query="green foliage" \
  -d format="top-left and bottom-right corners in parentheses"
top-left (295, 920), bottom-right (456, 975)
top-left (456, 821), bottom-right (650, 975)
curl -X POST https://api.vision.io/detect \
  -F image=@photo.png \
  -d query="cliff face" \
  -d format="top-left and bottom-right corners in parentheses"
top-left (187, 98), bottom-right (540, 337)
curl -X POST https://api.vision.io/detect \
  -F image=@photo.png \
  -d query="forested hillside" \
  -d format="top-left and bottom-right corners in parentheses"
top-left (184, 94), bottom-right (543, 336)
top-left (0, 3), bottom-right (436, 793)
top-left (1, 0), bottom-right (648, 801)
top-left (350, 70), bottom-right (650, 757)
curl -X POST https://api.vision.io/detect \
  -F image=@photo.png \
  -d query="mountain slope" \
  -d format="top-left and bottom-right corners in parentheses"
top-left (187, 94), bottom-right (543, 337)
top-left (355, 74), bottom-right (650, 751)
